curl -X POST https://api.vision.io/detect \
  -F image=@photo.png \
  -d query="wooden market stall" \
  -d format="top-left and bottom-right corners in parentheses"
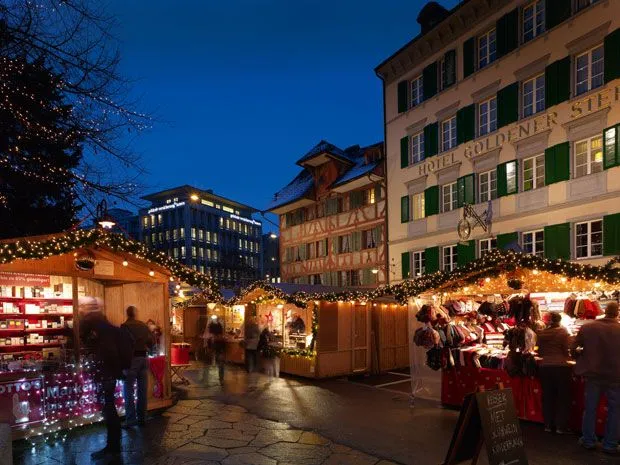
top-left (371, 300), bottom-right (409, 374)
top-left (0, 230), bottom-right (219, 439)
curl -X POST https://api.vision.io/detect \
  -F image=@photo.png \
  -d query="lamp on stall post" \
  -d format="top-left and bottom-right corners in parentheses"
top-left (96, 199), bottom-right (116, 230)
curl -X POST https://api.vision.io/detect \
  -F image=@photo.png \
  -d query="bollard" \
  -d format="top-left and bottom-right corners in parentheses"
top-left (0, 424), bottom-right (11, 465)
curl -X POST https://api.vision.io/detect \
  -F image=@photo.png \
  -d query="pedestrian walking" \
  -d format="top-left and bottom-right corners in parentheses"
top-left (258, 327), bottom-right (277, 378)
top-left (80, 308), bottom-right (125, 462)
top-left (536, 312), bottom-right (572, 433)
top-left (121, 305), bottom-right (153, 428)
top-left (208, 315), bottom-right (226, 384)
top-left (574, 301), bottom-right (620, 454)
top-left (244, 317), bottom-right (260, 373)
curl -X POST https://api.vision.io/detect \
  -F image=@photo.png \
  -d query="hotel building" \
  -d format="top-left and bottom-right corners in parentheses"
top-left (376, 0), bottom-right (620, 282)
top-left (267, 141), bottom-right (387, 286)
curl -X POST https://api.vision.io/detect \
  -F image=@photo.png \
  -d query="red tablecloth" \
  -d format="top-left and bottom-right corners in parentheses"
top-left (441, 367), bottom-right (607, 434)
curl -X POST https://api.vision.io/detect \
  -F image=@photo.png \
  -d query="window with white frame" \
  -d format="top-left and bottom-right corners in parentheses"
top-left (410, 131), bottom-right (424, 165)
top-left (522, 230), bottom-right (544, 257)
top-left (522, 154), bottom-right (545, 191)
top-left (411, 250), bottom-right (425, 277)
top-left (443, 245), bottom-right (458, 272)
top-left (506, 161), bottom-right (517, 194)
top-left (479, 238), bottom-right (497, 257)
top-left (412, 193), bottom-right (425, 220)
top-left (522, 1), bottom-right (545, 43)
top-left (575, 45), bottom-right (604, 96)
top-left (575, 219), bottom-right (603, 258)
top-left (442, 182), bottom-right (458, 213)
top-left (441, 116), bottom-right (457, 152)
top-left (478, 96), bottom-right (497, 136)
top-left (522, 74), bottom-right (545, 117)
top-left (411, 75), bottom-right (423, 107)
top-left (478, 29), bottom-right (497, 69)
top-left (478, 170), bottom-right (497, 202)
top-left (575, 135), bottom-right (603, 178)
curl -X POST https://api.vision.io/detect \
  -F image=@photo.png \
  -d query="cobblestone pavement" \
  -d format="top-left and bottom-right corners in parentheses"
top-left (12, 397), bottom-right (401, 465)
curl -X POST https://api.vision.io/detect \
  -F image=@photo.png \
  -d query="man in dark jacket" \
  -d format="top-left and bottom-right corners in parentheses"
top-left (574, 302), bottom-right (620, 453)
top-left (121, 306), bottom-right (153, 427)
top-left (80, 310), bottom-right (122, 461)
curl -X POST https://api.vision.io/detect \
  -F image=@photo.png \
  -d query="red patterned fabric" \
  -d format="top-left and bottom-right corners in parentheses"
top-left (148, 356), bottom-right (166, 399)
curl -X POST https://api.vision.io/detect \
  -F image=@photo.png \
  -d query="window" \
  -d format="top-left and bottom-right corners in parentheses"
top-left (478, 97), bottom-right (497, 136)
top-left (192, 246), bottom-right (197, 258)
top-left (522, 230), bottom-right (544, 257)
top-left (338, 235), bottom-right (351, 254)
top-left (180, 227), bottom-right (185, 238)
top-left (440, 51), bottom-right (456, 90)
top-left (478, 29), bottom-right (496, 69)
top-left (142, 216), bottom-right (149, 228)
top-left (173, 229), bottom-right (178, 240)
top-left (180, 246), bottom-right (186, 258)
top-left (362, 227), bottom-right (380, 249)
top-left (522, 154), bottom-right (545, 191)
top-left (410, 132), bottom-right (424, 165)
top-left (479, 238), bottom-right (497, 257)
top-left (506, 161), bottom-right (517, 194)
top-left (412, 193), bottom-right (425, 220)
top-left (198, 248), bottom-right (204, 258)
top-left (325, 198), bottom-right (341, 216)
top-left (165, 230), bottom-right (170, 241)
top-left (443, 245), bottom-right (458, 272)
top-left (191, 227), bottom-right (196, 239)
top-left (522, 1), bottom-right (545, 43)
top-left (575, 45), bottom-right (604, 96)
top-left (411, 251), bottom-right (425, 277)
top-left (575, 0), bottom-right (601, 12)
top-left (575, 220), bottom-right (603, 258)
top-left (442, 182), bottom-right (458, 212)
top-left (575, 135), bottom-right (603, 178)
top-left (478, 170), bottom-right (497, 202)
top-left (157, 214), bottom-right (163, 225)
top-left (173, 248), bottom-right (179, 259)
top-left (522, 74), bottom-right (545, 117)
top-left (410, 75), bottom-right (423, 107)
top-left (441, 116), bottom-right (457, 152)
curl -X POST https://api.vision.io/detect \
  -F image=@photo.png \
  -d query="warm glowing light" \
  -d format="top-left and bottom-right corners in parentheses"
top-left (175, 284), bottom-right (181, 290)
top-left (190, 194), bottom-right (199, 201)
top-left (371, 268), bottom-right (379, 274)
top-left (277, 304), bottom-right (284, 309)
top-left (122, 260), bottom-right (128, 267)
top-left (149, 270), bottom-right (155, 277)
top-left (594, 282), bottom-right (601, 288)
top-left (485, 277), bottom-right (490, 283)
top-left (532, 269), bottom-right (539, 275)
top-left (270, 232), bottom-right (277, 239)
top-left (560, 277), bottom-right (567, 283)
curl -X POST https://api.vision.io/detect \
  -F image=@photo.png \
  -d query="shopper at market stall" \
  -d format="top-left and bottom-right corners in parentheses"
top-left (207, 315), bottom-right (226, 384)
top-left (121, 305), bottom-right (154, 428)
top-left (244, 316), bottom-right (260, 373)
top-left (574, 301), bottom-right (620, 453)
top-left (79, 306), bottom-right (123, 461)
top-left (536, 312), bottom-right (572, 434)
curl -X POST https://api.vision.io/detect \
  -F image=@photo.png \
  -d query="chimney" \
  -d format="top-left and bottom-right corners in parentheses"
top-left (417, 2), bottom-right (449, 34)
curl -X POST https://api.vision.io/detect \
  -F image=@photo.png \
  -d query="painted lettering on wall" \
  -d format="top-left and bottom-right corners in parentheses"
top-left (570, 85), bottom-right (620, 119)
top-left (418, 152), bottom-right (457, 175)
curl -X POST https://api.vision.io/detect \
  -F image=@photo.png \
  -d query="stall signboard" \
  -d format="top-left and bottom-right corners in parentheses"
top-left (94, 260), bottom-right (114, 276)
top-left (443, 388), bottom-right (528, 465)
top-left (0, 272), bottom-right (50, 287)
top-left (0, 377), bottom-right (45, 427)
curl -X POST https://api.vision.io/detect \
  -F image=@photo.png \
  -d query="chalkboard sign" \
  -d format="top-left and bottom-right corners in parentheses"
top-left (443, 387), bottom-right (528, 465)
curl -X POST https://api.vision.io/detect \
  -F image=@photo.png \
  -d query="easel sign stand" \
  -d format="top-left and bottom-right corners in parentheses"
top-left (442, 384), bottom-right (528, 465)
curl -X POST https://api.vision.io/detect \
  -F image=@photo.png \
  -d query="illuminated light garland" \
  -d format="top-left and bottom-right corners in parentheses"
top-left (0, 229), bottom-right (221, 300)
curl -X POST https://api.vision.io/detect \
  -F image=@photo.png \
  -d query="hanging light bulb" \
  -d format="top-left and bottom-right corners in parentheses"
top-left (149, 270), bottom-right (155, 277)
top-left (122, 260), bottom-right (128, 267)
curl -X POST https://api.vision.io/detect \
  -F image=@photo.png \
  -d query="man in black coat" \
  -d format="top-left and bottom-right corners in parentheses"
top-left (80, 310), bottom-right (122, 461)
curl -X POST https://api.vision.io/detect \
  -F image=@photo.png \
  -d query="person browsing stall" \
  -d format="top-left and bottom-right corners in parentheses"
top-left (121, 305), bottom-right (154, 428)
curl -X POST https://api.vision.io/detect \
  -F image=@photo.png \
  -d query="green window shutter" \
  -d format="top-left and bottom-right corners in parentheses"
top-left (545, 57), bottom-right (571, 107)
top-left (545, 0), bottom-right (571, 31)
top-left (497, 232), bottom-right (518, 251)
top-left (424, 123), bottom-right (438, 158)
top-left (457, 241), bottom-right (476, 268)
top-left (352, 231), bottom-right (362, 252)
top-left (443, 50), bottom-right (457, 89)
top-left (331, 238), bottom-right (338, 255)
top-left (497, 83), bottom-right (519, 128)
top-left (544, 145), bottom-right (556, 185)
top-left (604, 125), bottom-right (620, 169)
top-left (400, 195), bottom-right (410, 223)
top-left (400, 136), bottom-right (409, 169)
top-left (553, 142), bottom-right (570, 183)
top-left (544, 223), bottom-right (571, 260)
top-left (397, 80), bottom-right (408, 113)
top-left (401, 252), bottom-right (411, 279)
top-left (457, 104), bottom-right (475, 145)
top-left (424, 186), bottom-right (439, 217)
top-left (604, 213), bottom-right (620, 256)
top-left (457, 174), bottom-right (475, 208)
top-left (423, 62), bottom-right (438, 100)
top-left (496, 8), bottom-right (518, 58)
top-left (463, 37), bottom-right (475, 78)
top-left (424, 247), bottom-right (440, 274)
top-left (605, 29), bottom-right (620, 83)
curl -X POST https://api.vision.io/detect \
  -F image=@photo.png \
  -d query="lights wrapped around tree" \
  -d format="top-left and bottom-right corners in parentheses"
top-left (0, 229), bottom-right (220, 301)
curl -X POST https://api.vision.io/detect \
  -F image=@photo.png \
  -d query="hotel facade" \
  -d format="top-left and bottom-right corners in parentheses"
top-left (268, 141), bottom-right (387, 287)
top-left (376, 0), bottom-right (620, 283)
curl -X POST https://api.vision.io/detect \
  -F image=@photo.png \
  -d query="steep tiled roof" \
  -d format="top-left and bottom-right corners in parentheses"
top-left (333, 159), bottom-right (380, 187)
top-left (266, 169), bottom-right (314, 211)
top-left (295, 140), bottom-right (356, 166)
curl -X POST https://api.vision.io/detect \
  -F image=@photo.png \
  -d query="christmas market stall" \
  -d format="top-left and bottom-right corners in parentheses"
top-left (230, 282), bottom-right (395, 378)
top-left (404, 249), bottom-right (620, 432)
top-left (0, 229), bottom-right (220, 440)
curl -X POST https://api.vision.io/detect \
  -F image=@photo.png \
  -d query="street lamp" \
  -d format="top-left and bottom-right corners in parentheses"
top-left (96, 199), bottom-right (116, 230)
top-left (269, 232), bottom-right (277, 239)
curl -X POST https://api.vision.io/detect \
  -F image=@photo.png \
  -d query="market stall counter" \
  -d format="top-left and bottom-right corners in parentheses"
top-left (0, 230), bottom-right (219, 440)
top-left (408, 250), bottom-right (620, 436)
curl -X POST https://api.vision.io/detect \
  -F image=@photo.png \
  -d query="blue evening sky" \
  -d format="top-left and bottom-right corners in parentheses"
top-left (111, 0), bottom-right (459, 229)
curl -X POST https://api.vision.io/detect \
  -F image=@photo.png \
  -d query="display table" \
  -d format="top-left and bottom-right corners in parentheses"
top-left (441, 366), bottom-right (608, 435)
